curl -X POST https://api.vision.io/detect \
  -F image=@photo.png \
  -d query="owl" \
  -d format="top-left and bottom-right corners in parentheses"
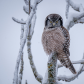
top-left (42, 14), bottom-right (76, 74)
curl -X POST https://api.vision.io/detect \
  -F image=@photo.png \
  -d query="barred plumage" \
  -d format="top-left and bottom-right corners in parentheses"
top-left (42, 14), bottom-right (76, 74)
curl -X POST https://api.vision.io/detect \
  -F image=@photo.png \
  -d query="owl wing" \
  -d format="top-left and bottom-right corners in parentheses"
top-left (57, 27), bottom-right (76, 74)
top-left (61, 26), bottom-right (70, 56)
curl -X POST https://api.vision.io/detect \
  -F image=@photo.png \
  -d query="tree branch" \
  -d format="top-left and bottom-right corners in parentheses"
top-left (26, 0), bottom-right (43, 83)
top-left (26, 14), bottom-right (42, 83)
top-left (48, 52), bottom-right (57, 84)
top-left (64, 0), bottom-right (84, 30)
top-left (12, 17), bottom-right (26, 24)
top-left (23, 0), bottom-right (31, 14)
top-left (68, 0), bottom-right (84, 12)
top-left (27, 36), bottom-right (43, 83)
top-left (18, 23), bottom-right (24, 84)
top-left (13, 1), bottom-right (44, 83)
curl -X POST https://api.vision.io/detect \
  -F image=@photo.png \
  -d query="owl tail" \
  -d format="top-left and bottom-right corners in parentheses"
top-left (68, 62), bottom-right (76, 74)
top-left (58, 55), bottom-right (76, 74)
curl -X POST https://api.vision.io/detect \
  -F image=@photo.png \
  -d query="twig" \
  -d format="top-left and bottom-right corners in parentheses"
top-left (26, 0), bottom-right (43, 83)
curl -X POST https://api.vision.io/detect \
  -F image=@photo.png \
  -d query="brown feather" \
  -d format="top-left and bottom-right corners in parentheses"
top-left (42, 27), bottom-right (76, 74)
top-left (42, 27), bottom-right (65, 55)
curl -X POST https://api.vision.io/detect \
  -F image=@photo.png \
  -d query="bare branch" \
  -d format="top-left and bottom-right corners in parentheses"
top-left (12, 17), bottom-right (26, 24)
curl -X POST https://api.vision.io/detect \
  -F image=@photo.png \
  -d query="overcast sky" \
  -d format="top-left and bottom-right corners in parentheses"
top-left (0, 0), bottom-right (84, 84)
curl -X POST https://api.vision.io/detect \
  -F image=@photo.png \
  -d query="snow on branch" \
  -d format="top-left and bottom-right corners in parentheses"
top-left (13, 23), bottom-right (25, 84)
top-left (23, 0), bottom-right (31, 14)
top-left (18, 53), bottom-right (24, 84)
top-left (67, 0), bottom-right (84, 12)
top-left (13, 0), bottom-right (43, 84)
top-left (29, 14), bottom-right (36, 36)
top-left (64, 0), bottom-right (84, 30)
top-left (12, 17), bottom-right (26, 24)
top-left (27, 36), bottom-right (43, 83)
top-left (13, 23), bottom-right (27, 84)
top-left (27, 13), bottom-right (43, 83)
top-left (18, 23), bottom-right (24, 84)
top-left (20, 23), bottom-right (24, 44)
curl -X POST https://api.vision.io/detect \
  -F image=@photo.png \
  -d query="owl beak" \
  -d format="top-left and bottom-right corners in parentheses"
top-left (53, 23), bottom-right (55, 26)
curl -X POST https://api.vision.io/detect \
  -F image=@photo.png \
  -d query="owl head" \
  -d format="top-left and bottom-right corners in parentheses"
top-left (45, 14), bottom-right (63, 28)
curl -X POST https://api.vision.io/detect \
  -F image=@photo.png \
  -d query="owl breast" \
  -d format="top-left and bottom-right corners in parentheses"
top-left (42, 27), bottom-right (65, 55)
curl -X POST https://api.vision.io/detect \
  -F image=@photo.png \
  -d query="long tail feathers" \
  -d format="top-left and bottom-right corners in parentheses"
top-left (69, 62), bottom-right (76, 74)
top-left (58, 55), bottom-right (76, 74)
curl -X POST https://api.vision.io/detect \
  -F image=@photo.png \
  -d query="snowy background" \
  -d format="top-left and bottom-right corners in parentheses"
top-left (0, 0), bottom-right (84, 84)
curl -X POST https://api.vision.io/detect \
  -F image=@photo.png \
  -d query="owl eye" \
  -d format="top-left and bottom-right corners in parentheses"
top-left (50, 21), bottom-right (52, 23)
top-left (56, 21), bottom-right (58, 23)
